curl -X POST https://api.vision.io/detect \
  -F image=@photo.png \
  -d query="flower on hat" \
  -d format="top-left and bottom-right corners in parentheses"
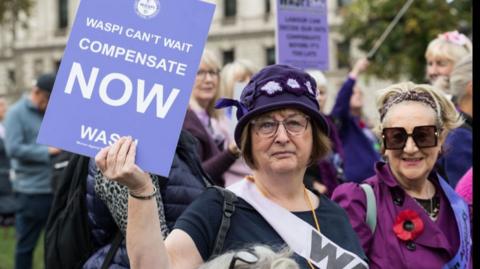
top-left (287, 78), bottom-right (300, 89)
top-left (305, 81), bottom-right (314, 95)
top-left (393, 209), bottom-right (424, 241)
top-left (260, 81), bottom-right (283, 95)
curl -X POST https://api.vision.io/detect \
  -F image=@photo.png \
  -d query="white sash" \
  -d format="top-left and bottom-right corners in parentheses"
top-left (227, 179), bottom-right (368, 269)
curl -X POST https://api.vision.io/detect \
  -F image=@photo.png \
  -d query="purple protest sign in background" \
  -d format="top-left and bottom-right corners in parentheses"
top-left (276, 0), bottom-right (329, 70)
top-left (37, 0), bottom-right (215, 177)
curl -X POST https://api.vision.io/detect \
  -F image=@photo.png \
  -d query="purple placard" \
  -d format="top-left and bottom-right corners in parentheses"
top-left (37, 0), bottom-right (215, 177)
top-left (276, 0), bottom-right (329, 70)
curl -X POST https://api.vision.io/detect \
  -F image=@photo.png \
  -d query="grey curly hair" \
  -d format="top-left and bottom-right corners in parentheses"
top-left (199, 245), bottom-right (299, 269)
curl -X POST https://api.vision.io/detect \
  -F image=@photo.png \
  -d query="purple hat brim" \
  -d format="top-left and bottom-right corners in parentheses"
top-left (234, 99), bottom-right (330, 146)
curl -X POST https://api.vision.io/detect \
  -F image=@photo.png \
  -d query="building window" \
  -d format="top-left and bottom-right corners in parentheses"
top-left (337, 0), bottom-right (352, 8)
top-left (34, 59), bottom-right (44, 77)
top-left (58, 0), bottom-right (68, 29)
top-left (55, 60), bottom-right (62, 72)
top-left (266, 47), bottom-right (276, 66)
top-left (7, 69), bottom-right (15, 83)
top-left (337, 40), bottom-right (350, 69)
top-left (223, 49), bottom-right (235, 65)
top-left (224, 0), bottom-right (237, 18)
top-left (265, 0), bottom-right (271, 14)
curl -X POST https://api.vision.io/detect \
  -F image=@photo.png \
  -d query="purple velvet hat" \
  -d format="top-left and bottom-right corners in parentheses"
top-left (215, 64), bottom-right (329, 145)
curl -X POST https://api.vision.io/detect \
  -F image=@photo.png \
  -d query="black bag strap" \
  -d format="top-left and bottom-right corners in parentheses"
top-left (211, 186), bottom-right (237, 256)
top-left (100, 231), bottom-right (124, 269)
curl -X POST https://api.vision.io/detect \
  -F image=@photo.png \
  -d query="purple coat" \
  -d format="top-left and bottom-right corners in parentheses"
top-left (332, 162), bottom-right (465, 269)
top-left (182, 108), bottom-right (237, 186)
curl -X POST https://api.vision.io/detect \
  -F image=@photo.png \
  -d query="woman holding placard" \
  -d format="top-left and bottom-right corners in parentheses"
top-left (95, 64), bottom-right (367, 269)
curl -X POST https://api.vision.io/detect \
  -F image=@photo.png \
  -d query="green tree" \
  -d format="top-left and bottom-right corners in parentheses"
top-left (337, 0), bottom-right (471, 82)
top-left (0, 0), bottom-right (35, 40)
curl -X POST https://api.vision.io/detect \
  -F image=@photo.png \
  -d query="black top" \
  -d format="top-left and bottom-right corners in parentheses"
top-left (174, 188), bottom-right (367, 268)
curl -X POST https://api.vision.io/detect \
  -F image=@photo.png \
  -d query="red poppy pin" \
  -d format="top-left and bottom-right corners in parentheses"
top-left (393, 209), bottom-right (424, 241)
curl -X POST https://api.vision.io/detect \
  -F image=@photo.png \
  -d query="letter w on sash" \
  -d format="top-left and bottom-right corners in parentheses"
top-left (311, 231), bottom-right (367, 269)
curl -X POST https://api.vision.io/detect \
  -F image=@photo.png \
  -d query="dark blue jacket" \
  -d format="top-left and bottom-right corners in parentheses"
top-left (83, 130), bottom-right (212, 268)
top-left (330, 77), bottom-right (380, 183)
top-left (437, 112), bottom-right (472, 188)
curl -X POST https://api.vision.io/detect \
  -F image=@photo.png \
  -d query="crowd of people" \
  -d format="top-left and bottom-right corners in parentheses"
top-left (0, 29), bottom-right (473, 269)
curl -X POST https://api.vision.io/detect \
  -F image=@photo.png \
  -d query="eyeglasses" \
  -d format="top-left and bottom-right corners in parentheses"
top-left (382, 125), bottom-right (440, 150)
top-left (228, 250), bottom-right (259, 269)
top-left (196, 69), bottom-right (219, 79)
top-left (251, 115), bottom-right (310, 137)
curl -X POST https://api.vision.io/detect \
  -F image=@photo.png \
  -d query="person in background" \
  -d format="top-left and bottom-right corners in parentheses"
top-left (436, 54), bottom-right (472, 188)
top-left (304, 69), bottom-right (345, 196)
top-left (455, 167), bottom-right (472, 230)
top-left (218, 59), bottom-right (258, 186)
top-left (182, 50), bottom-right (241, 186)
top-left (332, 82), bottom-right (471, 269)
top-left (424, 30), bottom-right (472, 98)
top-left (330, 58), bottom-right (381, 183)
top-left (96, 64), bottom-right (367, 269)
top-left (0, 95), bottom-right (17, 228)
top-left (4, 73), bottom-right (62, 269)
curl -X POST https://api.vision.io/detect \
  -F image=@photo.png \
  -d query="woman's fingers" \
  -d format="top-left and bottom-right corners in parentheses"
top-left (106, 137), bottom-right (127, 174)
top-left (125, 138), bottom-right (137, 170)
top-left (95, 146), bottom-right (110, 172)
top-left (116, 137), bottom-right (132, 171)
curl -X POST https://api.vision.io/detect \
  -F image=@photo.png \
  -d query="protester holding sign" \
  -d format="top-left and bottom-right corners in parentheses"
top-left (424, 30), bottom-right (472, 97)
top-left (332, 82), bottom-right (471, 269)
top-left (330, 58), bottom-right (381, 183)
top-left (96, 65), bottom-right (367, 269)
top-left (182, 50), bottom-right (241, 186)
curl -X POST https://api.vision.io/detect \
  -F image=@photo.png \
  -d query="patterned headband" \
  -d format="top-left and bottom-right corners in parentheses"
top-left (379, 91), bottom-right (440, 122)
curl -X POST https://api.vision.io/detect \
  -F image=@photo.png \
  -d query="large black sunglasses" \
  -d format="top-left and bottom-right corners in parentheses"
top-left (382, 125), bottom-right (440, 150)
top-left (228, 249), bottom-right (259, 269)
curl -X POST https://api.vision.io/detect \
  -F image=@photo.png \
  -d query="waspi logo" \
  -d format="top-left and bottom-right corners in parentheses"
top-left (135, 0), bottom-right (160, 19)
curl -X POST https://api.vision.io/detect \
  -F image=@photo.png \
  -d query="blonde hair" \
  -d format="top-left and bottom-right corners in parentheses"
top-left (375, 82), bottom-right (463, 140)
top-left (199, 245), bottom-right (299, 269)
top-left (425, 31), bottom-right (472, 64)
top-left (220, 59), bottom-right (259, 99)
top-left (449, 54), bottom-right (472, 104)
top-left (191, 49), bottom-right (222, 118)
top-left (305, 69), bottom-right (327, 89)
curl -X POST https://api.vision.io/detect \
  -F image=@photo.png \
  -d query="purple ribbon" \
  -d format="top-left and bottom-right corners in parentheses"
top-left (215, 98), bottom-right (249, 121)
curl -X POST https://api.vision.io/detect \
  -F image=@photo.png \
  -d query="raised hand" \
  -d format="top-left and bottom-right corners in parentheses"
top-left (95, 136), bottom-right (151, 193)
top-left (349, 57), bottom-right (370, 79)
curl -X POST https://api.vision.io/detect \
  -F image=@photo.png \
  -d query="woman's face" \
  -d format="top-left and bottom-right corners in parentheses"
top-left (250, 109), bottom-right (313, 175)
top-left (192, 60), bottom-right (219, 108)
top-left (349, 85), bottom-right (363, 110)
top-left (383, 102), bottom-right (443, 186)
top-left (426, 56), bottom-right (454, 84)
top-left (316, 86), bottom-right (327, 112)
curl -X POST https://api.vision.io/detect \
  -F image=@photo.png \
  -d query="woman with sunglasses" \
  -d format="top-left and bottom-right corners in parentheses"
top-left (95, 64), bottom-right (367, 269)
top-left (332, 82), bottom-right (471, 269)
